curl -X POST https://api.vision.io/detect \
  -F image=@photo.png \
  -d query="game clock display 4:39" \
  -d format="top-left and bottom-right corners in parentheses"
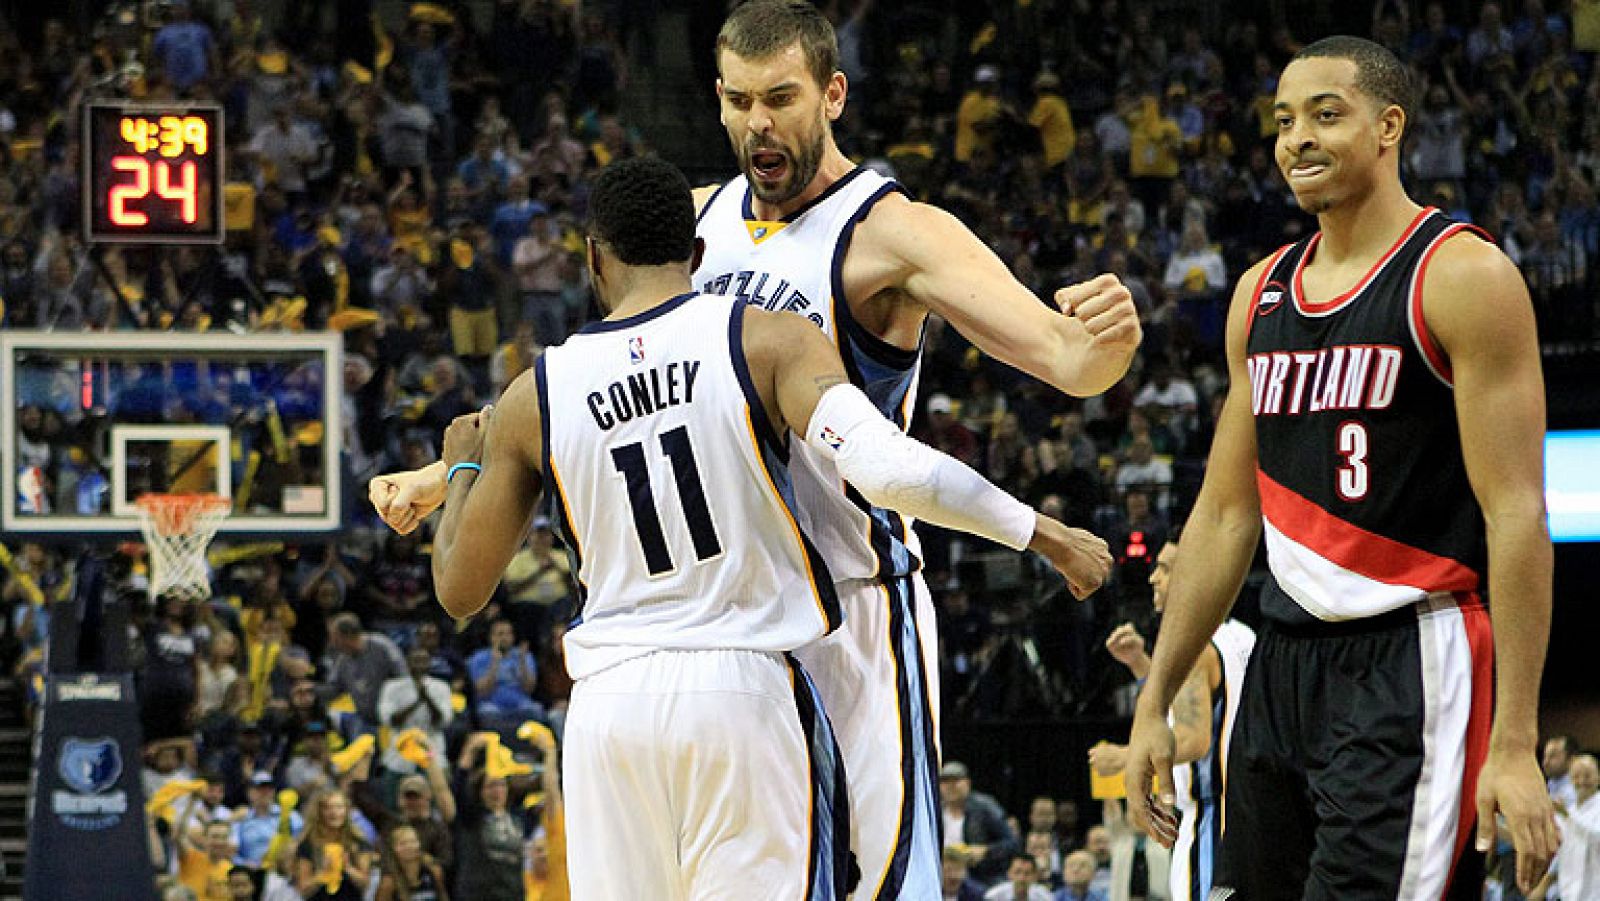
top-left (84, 104), bottom-right (223, 244)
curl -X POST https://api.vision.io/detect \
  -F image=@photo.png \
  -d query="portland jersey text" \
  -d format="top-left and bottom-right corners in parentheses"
top-left (1245, 208), bottom-right (1489, 623)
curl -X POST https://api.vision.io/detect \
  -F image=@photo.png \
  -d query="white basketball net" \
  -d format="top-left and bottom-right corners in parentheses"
top-left (134, 494), bottom-right (232, 601)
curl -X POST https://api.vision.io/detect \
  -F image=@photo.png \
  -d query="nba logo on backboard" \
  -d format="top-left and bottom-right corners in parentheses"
top-left (628, 336), bottom-right (645, 365)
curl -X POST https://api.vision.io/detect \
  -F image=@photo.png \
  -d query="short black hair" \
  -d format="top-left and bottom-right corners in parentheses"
top-left (1292, 36), bottom-right (1414, 124)
top-left (586, 158), bottom-right (696, 267)
top-left (1548, 735), bottom-right (1578, 754)
top-left (717, 0), bottom-right (838, 88)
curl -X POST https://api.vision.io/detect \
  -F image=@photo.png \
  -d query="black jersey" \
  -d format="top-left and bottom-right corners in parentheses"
top-left (1244, 207), bottom-right (1490, 623)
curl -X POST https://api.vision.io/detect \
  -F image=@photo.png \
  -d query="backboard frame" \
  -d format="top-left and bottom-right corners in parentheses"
top-left (108, 424), bottom-right (233, 517)
top-left (1, 330), bottom-right (342, 538)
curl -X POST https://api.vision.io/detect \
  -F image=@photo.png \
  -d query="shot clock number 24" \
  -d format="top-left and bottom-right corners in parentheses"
top-left (83, 104), bottom-right (224, 244)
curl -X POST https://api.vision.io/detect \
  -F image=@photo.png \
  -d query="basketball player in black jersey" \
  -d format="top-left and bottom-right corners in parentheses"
top-left (1122, 36), bottom-right (1558, 899)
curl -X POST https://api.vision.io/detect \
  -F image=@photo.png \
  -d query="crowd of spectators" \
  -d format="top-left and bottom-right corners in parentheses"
top-left (0, 0), bottom-right (1596, 899)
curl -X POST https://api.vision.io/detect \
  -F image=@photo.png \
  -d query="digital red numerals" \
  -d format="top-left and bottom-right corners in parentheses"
top-left (108, 156), bottom-right (150, 226)
top-left (108, 157), bottom-right (200, 226)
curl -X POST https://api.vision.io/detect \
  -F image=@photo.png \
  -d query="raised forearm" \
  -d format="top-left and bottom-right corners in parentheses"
top-left (432, 466), bottom-right (477, 617)
top-left (1485, 506), bottom-right (1553, 751)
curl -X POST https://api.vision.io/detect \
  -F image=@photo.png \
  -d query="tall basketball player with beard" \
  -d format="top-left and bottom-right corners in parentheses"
top-left (691, 3), bottom-right (1140, 897)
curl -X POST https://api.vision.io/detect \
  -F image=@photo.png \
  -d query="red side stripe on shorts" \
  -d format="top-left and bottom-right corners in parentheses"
top-left (1257, 471), bottom-right (1481, 592)
top-left (1443, 599), bottom-right (1494, 899)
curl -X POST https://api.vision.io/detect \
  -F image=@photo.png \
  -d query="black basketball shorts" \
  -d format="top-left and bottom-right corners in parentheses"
top-left (1213, 580), bottom-right (1493, 900)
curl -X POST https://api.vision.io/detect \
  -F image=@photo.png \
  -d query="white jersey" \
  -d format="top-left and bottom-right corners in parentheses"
top-left (540, 292), bottom-right (840, 680)
top-left (694, 168), bottom-right (921, 582)
top-left (1169, 618), bottom-right (1256, 901)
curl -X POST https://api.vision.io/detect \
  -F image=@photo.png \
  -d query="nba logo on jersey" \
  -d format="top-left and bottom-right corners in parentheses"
top-left (628, 336), bottom-right (645, 365)
top-left (820, 426), bottom-right (844, 451)
top-left (1258, 283), bottom-right (1286, 314)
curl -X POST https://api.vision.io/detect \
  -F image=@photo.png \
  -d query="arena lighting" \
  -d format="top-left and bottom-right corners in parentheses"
top-left (1547, 431), bottom-right (1600, 542)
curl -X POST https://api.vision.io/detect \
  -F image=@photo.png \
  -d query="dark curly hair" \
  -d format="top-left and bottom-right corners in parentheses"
top-left (586, 157), bottom-right (696, 267)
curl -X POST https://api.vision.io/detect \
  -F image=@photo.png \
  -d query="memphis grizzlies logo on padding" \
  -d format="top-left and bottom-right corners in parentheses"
top-left (52, 737), bottom-right (130, 830)
top-left (59, 738), bottom-right (121, 794)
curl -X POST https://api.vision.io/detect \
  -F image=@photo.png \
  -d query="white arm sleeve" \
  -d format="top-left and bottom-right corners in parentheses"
top-left (804, 384), bottom-right (1036, 551)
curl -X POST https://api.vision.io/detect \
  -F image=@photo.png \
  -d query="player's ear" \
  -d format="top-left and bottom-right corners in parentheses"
top-left (825, 71), bottom-right (847, 121)
top-left (690, 237), bottom-right (705, 274)
top-left (1378, 103), bottom-right (1406, 151)
top-left (585, 237), bottom-right (602, 286)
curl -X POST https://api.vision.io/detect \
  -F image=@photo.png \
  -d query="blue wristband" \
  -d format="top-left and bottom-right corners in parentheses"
top-left (446, 462), bottom-right (482, 483)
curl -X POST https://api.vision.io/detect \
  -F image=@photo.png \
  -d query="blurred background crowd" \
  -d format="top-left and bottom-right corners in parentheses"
top-left (0, 0), bottom-right (1597, 898)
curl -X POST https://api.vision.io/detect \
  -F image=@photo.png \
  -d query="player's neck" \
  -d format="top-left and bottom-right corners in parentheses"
top-left (601, 271), bottom-right (695, 322)
top-left (1313, 179), bottom-right (1422, 266)
top-left (751, 142), bottom-right (856, 221)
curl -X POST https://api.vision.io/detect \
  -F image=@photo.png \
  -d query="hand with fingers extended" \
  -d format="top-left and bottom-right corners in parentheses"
top-left (1055, 273), bottom-right (1142, 357)
top-left (1123, 698), bottom-right (1180, 848)
top-left (1027, 514), bottom-right (1113, 600)
top-left (1476, 746), bottom-right (1559, 894)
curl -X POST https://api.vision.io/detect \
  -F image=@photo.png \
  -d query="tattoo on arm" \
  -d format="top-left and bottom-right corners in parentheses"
top-left (1172, 669), bottom-right (1208, 732)
top-left (813, 374), bottom-right (847, 397)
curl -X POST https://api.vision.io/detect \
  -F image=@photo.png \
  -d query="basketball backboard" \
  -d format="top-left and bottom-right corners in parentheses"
top-left (2, 331), bottom-right (342, 538)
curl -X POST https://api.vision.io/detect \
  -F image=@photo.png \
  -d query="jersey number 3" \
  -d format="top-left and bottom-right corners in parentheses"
top-left (611, 425), bottom-right (723, 576)
top-left (1337, 421), bottom-right (1369, 501)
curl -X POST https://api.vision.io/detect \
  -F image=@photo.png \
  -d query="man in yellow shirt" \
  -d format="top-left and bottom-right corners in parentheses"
top-left (177, 817), bottom-right (236, 900)
top-left (1126, 91), bottom-right (1183, 213)
top-left (523, 723), bottom-right (568, 901)
top-left (956, 65), bottom-right (1005, 163)
top-left (1028, 71), bottom-right (1076, 169)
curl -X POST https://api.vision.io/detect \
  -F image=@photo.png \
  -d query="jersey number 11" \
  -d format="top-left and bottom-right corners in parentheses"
top-left (611, 425), bottom-right (723, 576)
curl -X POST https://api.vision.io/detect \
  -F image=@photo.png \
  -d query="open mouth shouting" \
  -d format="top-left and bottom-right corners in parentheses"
top-left (749, 147), bottom-right (790, 184)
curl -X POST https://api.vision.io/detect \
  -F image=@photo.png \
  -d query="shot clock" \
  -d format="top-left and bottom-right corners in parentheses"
top-left (83, 103), bottom-right (224, 244)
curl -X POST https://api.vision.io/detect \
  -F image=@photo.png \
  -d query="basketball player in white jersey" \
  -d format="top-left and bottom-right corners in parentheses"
top-left (390, 159), bottom-right (1112, 899)
top-left (691, 4), bottom-right (1140, 895)
top-left (1089, 536), bottom-right (1254, 901)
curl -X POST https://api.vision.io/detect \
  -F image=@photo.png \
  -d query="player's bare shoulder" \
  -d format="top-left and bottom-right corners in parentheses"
top-left (840, 191), bottom-right (976, 293)
top-left (693, 184), bottom-right (724, 217)
top-left (846, 190), bottom-right (946, 259)
top-left (739, 302), bottom-right (829, 360)
top-left (1422, 228), bottom-right (1527, 312)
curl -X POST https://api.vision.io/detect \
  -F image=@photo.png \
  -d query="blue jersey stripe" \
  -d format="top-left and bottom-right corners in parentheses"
top-left (870, 575), bottom-right (942, 899)
top-left (535, 356), bottom-right (587, 623)
top-left (788, 654), bottom-right (854, 900)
